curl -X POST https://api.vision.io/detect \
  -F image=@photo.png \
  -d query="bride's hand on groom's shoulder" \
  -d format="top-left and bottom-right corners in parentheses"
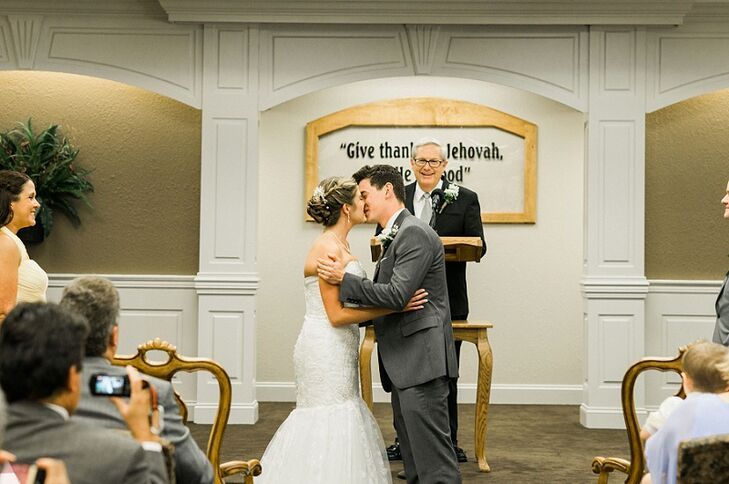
top-left (317, 252), bottom-right (345, 285)
top-left (403, 289), bottom-right (428, 312)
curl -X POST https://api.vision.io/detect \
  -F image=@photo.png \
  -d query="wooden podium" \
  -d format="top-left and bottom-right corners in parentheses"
top-left (370, 236), bottom-right (484, 262)
top-left (361, 236), bottom-right (493, 472)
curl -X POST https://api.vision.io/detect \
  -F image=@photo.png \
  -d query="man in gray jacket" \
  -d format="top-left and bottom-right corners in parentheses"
top-left (60, 275), bottom-right (214, 484)
top-left (318, 164), bottom-right (460, 484)
top-left (0, 303), bottom-right (169, 484)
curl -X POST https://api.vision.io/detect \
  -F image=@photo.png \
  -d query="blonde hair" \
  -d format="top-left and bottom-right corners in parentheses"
top-left (682, 341), bottom-right (729, 393)
top-left (306, 177), bottom-right (358, 227)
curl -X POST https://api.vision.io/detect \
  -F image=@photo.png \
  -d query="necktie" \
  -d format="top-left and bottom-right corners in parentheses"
top-left (420, 192), bottom-right (432, 222)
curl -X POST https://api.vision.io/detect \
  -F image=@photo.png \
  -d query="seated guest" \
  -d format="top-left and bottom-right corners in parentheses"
top-left (0, 303), bottom-right (169, 484)
top-left (60, 276), bottom-right (214, 484)
top-left (0, 389), bottom-right (71, 484)
top-left (640, 396), bottom-right (684, 443)
top-left (642, 341), bottom-right (729, 484)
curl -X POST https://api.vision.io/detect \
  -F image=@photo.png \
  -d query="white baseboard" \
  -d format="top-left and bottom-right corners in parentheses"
top-left (194, 401), bottom-right (259, 425)
top-left (256, 382), bottom-right (583, 405)
top-left (580, 404), bottom-right (647, 429)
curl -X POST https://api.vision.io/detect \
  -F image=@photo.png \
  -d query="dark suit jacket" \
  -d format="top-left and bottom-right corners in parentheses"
top-left (405, 179), bottom-right (487, 319)
top-left (74, 357), bottom-right (214, 484)
top-left (713, 274), bottom-right (729, 345)
top-left (5, 401), bottom-right (168, 484)
top-left (341, 210), bottom-right (458, 391)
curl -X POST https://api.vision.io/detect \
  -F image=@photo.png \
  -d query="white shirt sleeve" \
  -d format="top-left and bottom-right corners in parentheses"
top-left (643, 395), bottom-right (684, 435)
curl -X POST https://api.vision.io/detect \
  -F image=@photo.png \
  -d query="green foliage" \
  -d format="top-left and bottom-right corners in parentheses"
top-left (0, 119), bottom-right (93, 237)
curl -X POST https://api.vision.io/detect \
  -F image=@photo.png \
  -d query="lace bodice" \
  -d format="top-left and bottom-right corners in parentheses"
top-left (295, 260), bottom-right (366, 408)
top-left (0, 226), bottom-right (47, 303)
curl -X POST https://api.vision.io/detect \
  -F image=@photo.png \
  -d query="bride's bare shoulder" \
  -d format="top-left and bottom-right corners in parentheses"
top-left (303, 234), bottom-right (341, 276)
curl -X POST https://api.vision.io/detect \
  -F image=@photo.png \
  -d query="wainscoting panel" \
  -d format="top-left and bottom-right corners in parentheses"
top-left (644, 280), bottom-right (721, 409)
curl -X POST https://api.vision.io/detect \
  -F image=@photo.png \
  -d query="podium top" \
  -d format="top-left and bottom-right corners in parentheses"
top-left (370, 236), bottom-right (483, 263)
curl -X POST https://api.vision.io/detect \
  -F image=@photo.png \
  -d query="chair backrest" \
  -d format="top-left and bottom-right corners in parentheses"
top-left (112, 338), bottom-right (232, 479)
top-left (592, 346), bottom-right (687, 484)
top-left (677, 433), bottom-right (729, 483)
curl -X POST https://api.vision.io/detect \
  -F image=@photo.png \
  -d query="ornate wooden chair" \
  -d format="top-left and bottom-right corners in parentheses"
top-left (592, 346), bottom-right (688, 484)
top-left (113, 338), bottom-right (262, 484)
top-left (677, 433), bottom-right (729, 483)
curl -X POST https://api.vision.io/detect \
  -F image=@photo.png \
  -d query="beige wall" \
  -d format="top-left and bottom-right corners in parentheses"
top-left (646, 91), bottom-right (729, 280)
top-left (0, 71), bottom-right (201, 274)
top-left (257, 77), bottom-right (586, 387)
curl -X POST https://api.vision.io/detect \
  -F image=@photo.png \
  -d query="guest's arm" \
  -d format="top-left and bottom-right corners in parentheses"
top-left (0, 235), bottom-right (20, 322)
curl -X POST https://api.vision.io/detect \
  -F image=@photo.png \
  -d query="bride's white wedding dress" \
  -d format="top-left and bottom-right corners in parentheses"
top-left (257, 260), bottom-right (392, 484)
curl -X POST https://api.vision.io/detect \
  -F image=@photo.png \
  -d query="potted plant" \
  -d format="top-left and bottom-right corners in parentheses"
top-left (0, 119), bottom-right (93, 243)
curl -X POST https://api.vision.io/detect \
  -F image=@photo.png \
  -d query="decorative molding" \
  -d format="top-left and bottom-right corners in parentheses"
top-left (8, 15), bottom-right (42, 68)
top-left (405, 25), bottom-right (439, 75)
top-left (48, 273), bottom-right (195, 289)
top-left (193, 273), bottom-right (260, 295)
top-left (432, 28), bottom-right (588, 111)
top-left (156, 0), bottom-right (695, 26)
top-left (259, 25), bottom-right (412, 109)
top-left (0, 0), bottom-right (167, 17)
top-left (648, 279), bottom-right (724, 294)
top-left (647, 29), bottom-right (729, 111)
top-left (581, 277), bottom-right (650, 298)
top-left (41, 25), bottom-right (201, 107)
top-left (257, 381), bottom-right (583, 405)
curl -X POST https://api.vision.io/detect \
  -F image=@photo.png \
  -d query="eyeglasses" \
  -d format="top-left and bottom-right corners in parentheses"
top-left (413, 158), bottom-right (444, 168)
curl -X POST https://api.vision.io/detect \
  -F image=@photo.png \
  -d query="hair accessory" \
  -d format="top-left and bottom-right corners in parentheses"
top-left (313, 186), bottom-right (325, 200)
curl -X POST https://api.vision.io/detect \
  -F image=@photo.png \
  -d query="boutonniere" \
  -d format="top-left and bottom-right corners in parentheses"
top-left (376, 224), bottom-right (400, 250)
top-left (439, 185), bottom-right (460, 213)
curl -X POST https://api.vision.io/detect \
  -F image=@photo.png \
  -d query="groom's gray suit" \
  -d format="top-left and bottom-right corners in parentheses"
top-left (340, 209), bottom-right (460, 484)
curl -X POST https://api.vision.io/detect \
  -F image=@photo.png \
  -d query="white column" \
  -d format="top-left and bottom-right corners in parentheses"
top-left (194, 24), bottom-right (260, 424)
top-left (581, 27), bottom-right (649, 428)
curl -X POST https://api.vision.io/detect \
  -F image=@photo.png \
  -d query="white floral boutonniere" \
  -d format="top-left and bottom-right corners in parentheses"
top-left (376, 224), bottom-right (400, 250)
top-left (440, 184), bottom-right (460, 213)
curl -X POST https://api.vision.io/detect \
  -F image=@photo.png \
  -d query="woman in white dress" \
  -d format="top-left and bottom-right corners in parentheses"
top-left (0, 171), bottom-right (48, 322)
top-left (258, 177), bottom-right (427, 484)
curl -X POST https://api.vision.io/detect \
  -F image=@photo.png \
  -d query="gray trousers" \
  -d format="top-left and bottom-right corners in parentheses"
top-left (392, 376), bottom-right (461, 484)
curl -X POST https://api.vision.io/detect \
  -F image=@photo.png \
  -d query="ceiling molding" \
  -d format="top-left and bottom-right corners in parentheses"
top-left (0, 0), bottom-right (166, 17)
top-left (3, 0), bottom-right (729, 26)
top-left (155, 0), bottom-right (702, 26)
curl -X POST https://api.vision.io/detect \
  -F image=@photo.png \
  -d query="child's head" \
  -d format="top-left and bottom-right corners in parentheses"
top-left (682, 341), bottom-right (729, 393)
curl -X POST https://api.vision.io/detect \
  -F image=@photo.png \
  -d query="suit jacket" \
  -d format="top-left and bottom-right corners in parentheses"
top-left (341, 210), bottom-right (458, 391)
top-left (405, 178), bottom-right (487, 319)
top-left (74, 357), bottom-right (214, 484)
top-left (5, 401), bottom-right (168, 484)
top-left (712, 274), bottom-right (729, 345)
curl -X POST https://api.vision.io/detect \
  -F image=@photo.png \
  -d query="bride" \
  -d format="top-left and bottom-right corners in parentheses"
top-left (257, 177), bottom-right (427, 484)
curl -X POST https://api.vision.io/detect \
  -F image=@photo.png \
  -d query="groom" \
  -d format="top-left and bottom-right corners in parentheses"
top-left (318, 164), bottom-right (460, 484)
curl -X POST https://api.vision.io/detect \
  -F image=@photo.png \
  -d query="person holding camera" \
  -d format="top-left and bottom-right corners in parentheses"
top-left (60, 276), bottom-right (213, 484)
top-left (0, 303), bottom-right (169, 484)
top-left (0, 388), bottom-right (71, 484)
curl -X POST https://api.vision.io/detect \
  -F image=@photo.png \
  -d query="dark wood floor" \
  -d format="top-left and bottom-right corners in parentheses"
top-left (190, 402), bottom-right (630, 483)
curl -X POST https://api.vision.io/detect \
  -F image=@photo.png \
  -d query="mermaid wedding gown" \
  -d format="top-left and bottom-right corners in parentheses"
top-left (258, 261), bottom-right (392, 484)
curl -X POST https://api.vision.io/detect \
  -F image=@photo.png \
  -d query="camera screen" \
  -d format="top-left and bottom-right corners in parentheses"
top-left (91, 374), bottom-right (128, 396)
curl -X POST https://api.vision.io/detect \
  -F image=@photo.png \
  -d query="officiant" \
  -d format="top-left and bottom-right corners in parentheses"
top-left (384, 138), bottom-right (487, 466)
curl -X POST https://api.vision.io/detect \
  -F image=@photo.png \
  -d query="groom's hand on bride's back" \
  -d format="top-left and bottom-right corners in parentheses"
top-left (317, 253), bottom-right (345, 284)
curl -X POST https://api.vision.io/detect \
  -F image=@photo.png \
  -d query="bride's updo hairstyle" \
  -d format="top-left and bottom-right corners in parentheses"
top-left (307, 177), bottom-right (358, 227)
